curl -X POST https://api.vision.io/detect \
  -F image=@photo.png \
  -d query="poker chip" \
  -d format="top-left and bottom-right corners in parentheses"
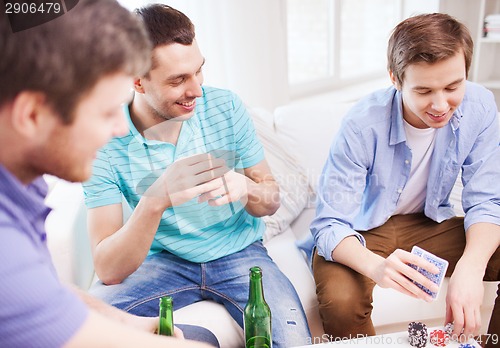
top-left (458, 344), bottom-right (476, 348)
top-left (430, 329), bottom-right (450, 347)
top-left (444, 322), bottom-right (454, 336)
top-left (408, 321), bottom-right (428, 348)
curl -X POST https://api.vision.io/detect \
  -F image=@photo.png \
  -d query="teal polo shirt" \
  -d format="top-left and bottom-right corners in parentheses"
top-left (83, 86), bottom-right (265, 262)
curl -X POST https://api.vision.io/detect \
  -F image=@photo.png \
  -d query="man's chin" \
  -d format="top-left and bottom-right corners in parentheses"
top-left (54, 168), bottom-right (91, 184)
top-left (171, 112), bottom-right (195, 122)
top-left (426, 116), bottom-right (452, 129)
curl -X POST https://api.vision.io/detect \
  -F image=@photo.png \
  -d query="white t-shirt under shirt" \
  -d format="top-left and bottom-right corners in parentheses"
top-left (394, 119), bottom-right (437, 215)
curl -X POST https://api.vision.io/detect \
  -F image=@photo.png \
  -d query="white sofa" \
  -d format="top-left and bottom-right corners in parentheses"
top-left (45, 101), bottom-right (498, 347)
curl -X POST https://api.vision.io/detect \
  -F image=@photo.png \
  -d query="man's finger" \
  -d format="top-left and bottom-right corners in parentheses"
top-left (193, 167), bottom-right (229, 185)
top-left (189, 157), bottom-right (226, 175)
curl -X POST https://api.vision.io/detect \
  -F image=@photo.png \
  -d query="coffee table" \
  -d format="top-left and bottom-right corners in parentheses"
top-left (294, 327), bottom-right (481, 347)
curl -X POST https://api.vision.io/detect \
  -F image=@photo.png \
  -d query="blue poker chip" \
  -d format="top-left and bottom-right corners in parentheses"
top-left (458, 344), bottom-right (476, 348)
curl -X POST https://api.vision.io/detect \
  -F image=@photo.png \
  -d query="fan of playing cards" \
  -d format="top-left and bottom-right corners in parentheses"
top-left (409, 246), bottom-right (449, 300)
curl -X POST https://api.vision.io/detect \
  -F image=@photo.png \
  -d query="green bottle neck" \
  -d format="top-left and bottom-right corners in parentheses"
top-left (160, 305), bottom-right (172, 314)
top-left (248, 269), bottom-right (265, 304)
top-left (160, 297), bottom-right (173, 313)
top-left (159, 296), bottom-right (174, 336)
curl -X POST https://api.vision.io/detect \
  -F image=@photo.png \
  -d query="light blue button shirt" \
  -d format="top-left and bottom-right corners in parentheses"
top-left (311, 82), bottom-right (500, 262)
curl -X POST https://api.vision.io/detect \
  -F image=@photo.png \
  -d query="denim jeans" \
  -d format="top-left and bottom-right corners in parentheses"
top-left (176, 324), bottom-right (220, 347)
top-left (90, 241), bottom-right (311, 347)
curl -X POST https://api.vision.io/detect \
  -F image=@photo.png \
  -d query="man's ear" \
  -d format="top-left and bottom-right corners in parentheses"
top-left (133, 78), bottom-right (145, 94)
top-left (10, 91), bottom-right (49, 137)
top-left (389, 70), bottom-right (400, 90)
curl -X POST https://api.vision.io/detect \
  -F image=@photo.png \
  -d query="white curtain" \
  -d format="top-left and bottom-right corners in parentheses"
top-left (119, 0), bottom-right (290, 110)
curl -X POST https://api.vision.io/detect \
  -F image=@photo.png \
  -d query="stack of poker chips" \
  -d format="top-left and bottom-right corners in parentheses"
top-left (444, 322), bottom-right (454, 336)
top-left (443, 323), bottom-right (476, 348)
top-left (408, 321), bottom-right (428, 348)
top-left (430, 329), bottom-right (450, 347)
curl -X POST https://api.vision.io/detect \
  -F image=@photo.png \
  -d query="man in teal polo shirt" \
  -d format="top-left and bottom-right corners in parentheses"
top-left (82, 4), bottom-right (311, 347)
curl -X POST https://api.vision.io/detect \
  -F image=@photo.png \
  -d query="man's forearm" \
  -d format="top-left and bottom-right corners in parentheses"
top-left (69, 285), bottom-right (132, 324)
top-left (92, 199), bottom-right (164, 284)
top-left (244, 178), bottom-right (280, 217)
top-left (462, 222), bottom-right (500, 272)
top-left (331, 236), bottom-right (383, 279)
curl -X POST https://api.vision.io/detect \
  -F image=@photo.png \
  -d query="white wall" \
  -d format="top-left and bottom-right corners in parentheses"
top-left (120, 0), bottom-right (290, 110)
top-left (118, 0), bottom-right (463, 110)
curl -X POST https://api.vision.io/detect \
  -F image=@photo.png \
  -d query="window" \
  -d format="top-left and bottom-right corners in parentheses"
top-left (287, 0), bottom-right (439, 96)
top-left (287, 0), bottom-right (333, 85)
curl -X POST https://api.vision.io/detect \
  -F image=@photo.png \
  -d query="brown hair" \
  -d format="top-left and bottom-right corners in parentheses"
top-left (134, 4), bottom-right (195, 48)
top-left (387, 13), bottom-right (473, 87)
top-left (0, 0), bottom-right (151, 124)
top-left (134, 4), bottom-right (195, 73)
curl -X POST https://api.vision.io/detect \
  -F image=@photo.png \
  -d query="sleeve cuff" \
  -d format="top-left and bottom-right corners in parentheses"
top-left (316, 224), bottom-right (366, 262)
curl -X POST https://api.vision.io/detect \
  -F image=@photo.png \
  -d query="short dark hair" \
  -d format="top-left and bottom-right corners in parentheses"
top-left (387, 13), bottom-right (473, 87)
top-left (0, 0), bottom-right (151, 124)
top-left (134, 3), bottom-right (195, 48)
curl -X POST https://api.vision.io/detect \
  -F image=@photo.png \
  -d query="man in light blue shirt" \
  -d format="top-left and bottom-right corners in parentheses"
top-left (311, 13), bottom-right (500, 347)
top-left (83, 4), bottom-right (311, 347)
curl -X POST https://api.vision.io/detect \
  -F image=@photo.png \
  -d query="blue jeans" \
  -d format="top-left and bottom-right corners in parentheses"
top-left (90, 241), bottom-right (311, 347)
top-left (176, 324), bottom-right (220, 347)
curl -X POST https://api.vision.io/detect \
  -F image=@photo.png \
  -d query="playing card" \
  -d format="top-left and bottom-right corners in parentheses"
top-left (410, 246), bottom-right (449, 300)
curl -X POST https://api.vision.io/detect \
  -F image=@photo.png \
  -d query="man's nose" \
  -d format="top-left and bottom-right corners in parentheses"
top-left (431, 92), bottom-right (448, 113)
top-left (185, 76), bottom-right (203, 98)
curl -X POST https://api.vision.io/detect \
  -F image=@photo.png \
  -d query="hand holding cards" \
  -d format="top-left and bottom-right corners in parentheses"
top-left (409, 246), bottom-right (449, 300)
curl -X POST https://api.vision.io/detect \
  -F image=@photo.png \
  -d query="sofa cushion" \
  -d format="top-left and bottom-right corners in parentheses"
top-left (45, 178), bottom-right (94, 289)
top-left (249, 107), bottom-right (313, 242)
top-left (265, 226), bottom-right (324, 339)
top-left (174, 300), bottom-right (243, 348)
top-left (274, 102), bottom-right (354, 190)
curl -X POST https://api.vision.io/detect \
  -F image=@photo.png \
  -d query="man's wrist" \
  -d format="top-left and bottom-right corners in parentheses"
top-left (455, 256), bottom-right (487, 279)
top-left (139, 195), bottom-right (171, 215)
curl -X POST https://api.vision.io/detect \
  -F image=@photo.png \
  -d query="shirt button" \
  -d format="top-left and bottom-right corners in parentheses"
top-left (405, 160), bottom-right (410, 165)
top-left (397, 188), bottom-right (403, 193)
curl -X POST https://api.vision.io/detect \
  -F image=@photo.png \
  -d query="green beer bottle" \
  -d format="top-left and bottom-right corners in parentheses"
top-left (244, 266), bottom-right (272, 348)
top-left (158, 296), bottom-right (174, 336)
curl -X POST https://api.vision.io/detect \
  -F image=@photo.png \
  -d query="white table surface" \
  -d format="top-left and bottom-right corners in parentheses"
top-left (295, 327), bottom-right (480, 347)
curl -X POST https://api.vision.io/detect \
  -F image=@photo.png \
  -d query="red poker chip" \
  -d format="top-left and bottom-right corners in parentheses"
top-left (430, 329), bottom-right (450, 347)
